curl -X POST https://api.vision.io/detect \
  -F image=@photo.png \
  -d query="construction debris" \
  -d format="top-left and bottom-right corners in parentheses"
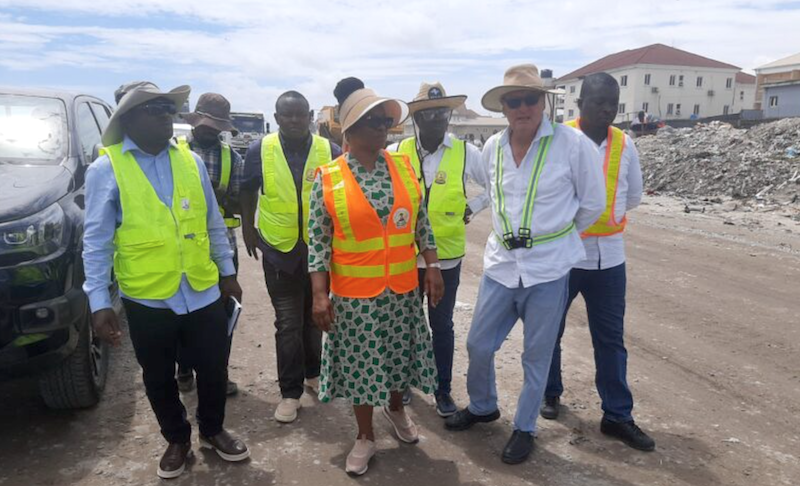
top-left (635, 118), bottom-right (800, 206)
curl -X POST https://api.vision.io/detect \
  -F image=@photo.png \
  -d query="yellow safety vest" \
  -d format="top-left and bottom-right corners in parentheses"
top-left (217, 142), bottom-right (241, 229)
top-left (103, 140), bottom-right (219, 300)
top-left (258, 133), bottom-right (332, 252)
top-left (565, 119), bottom-right (627, 237)
top-left (397, 136), bottom-right (467, 260)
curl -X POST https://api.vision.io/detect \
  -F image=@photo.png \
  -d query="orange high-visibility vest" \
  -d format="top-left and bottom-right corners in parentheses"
top-left (566, 118), bottom-right (627, 237)
top-left (319, 151), bottom-right (421, 299)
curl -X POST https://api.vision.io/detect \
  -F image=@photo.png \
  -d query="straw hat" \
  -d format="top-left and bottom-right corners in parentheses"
top-left (407, 82), bottom-right (466, 114)
top-left (102, 81), bottom-right (190, 146)
top-left (339, 86), bottom-right (408, 133)
top-left (181, 92), bottom-right (238, 136)
top-left (481, 64), bottom-right (557, 113)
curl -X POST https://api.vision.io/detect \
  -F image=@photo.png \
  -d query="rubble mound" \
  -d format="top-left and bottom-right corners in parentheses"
top-left (635, 118), bottom-right (800, 204)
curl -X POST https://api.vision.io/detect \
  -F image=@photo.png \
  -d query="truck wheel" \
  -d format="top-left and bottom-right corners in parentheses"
top-left (38, 306), bottom-right (109, 409)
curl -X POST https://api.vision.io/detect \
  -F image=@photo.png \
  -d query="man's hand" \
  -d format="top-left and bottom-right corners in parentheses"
top-left (242, 224), bottom-right (260, 261)
top-left (92, 309), bottom-right (122, 347)
top-left (424, 267), bottom-right (445, 308)
top-left (312, 291), bottom-right (335, 332)
top-left (463, 206), bottom-right (474, 225)
top-left (220, 275), bottom-right (243, 303)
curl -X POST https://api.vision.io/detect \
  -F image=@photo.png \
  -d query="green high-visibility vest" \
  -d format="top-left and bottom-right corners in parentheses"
top-left (397, 136), bottom-right (467, 260)
top-left (258, 133), bottom-right (332, 252)
top-left (102, 140), bottom-right (219, 300)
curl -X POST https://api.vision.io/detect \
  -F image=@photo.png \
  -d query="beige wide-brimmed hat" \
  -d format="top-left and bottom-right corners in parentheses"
top-left (407, 82), bottom-right (466, 114)
top-left (339, 87), bottom-right (408, 133)
top-left (481, 64), bottom-right (558, 113)
top-left (102, 81), bottom-right (190, 146)
top-left (181, 92), bottom-right (238, 136)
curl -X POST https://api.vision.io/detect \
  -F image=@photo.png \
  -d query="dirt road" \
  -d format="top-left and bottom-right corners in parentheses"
top-left (1, 195), bottom-right (798, 486)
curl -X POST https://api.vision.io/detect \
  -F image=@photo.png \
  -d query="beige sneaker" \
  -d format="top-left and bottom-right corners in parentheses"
top-left (274, 398), bottom-right (300, 423)
top-left (345, 438), bottom-right (376, 476)
top-left (304, 377), bottom-right (320, 395)
top-left (382, 406), bottom-right (419, 444)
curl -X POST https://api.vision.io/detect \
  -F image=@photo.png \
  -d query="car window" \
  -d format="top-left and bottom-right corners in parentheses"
top-left (0, 94), bottom-right (67, 165)
top-left (90, 102), bottom-right (111, 131)
top-left (76, 102), bottom-right (102, 163)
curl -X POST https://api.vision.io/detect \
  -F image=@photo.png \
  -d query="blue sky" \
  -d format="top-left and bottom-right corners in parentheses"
top-left (1, 1), bottom-right (799, 116)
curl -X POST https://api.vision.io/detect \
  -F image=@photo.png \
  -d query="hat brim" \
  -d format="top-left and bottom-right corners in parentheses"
top-left (181, 112), bottom-right (239, 136)
top-left (343, 97), bottom-right (409, 133)
top-left (481, 85), bottom-right (557, 113)
top-left (407, 95), bottom-right (467, 114)
top-left (102, 85), bottom-right (191, 146)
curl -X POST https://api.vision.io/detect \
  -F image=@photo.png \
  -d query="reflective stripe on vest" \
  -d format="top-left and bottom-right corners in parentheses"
top-left (102, 140), bottom-right (219, 300)
top-left (218, 142), bottom-right (241, 229)
top-left (566, 119), bottom-right (627, 237)
top-left (397, 136), bottom-right (467, 260)
top-left (494, 124), bottom-right (576, 250)
top-left (320, 151), bottom-right (421, 299)
top-left (258, 133), bottom-right (332, 252)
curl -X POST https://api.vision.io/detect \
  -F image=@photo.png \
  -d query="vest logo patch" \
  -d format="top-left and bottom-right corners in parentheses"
top-left (434, 171), bottom-right (447, 184)
top-left (181, 198), bottom-right (190, 211)
top-left (305, 168), bottom-right (316, 182)
top-left (393, 208), bottom-right (410, 229)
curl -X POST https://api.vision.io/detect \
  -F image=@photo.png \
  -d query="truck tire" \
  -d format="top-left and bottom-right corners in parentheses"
top-left (38, 306), bottom-right (109, 409)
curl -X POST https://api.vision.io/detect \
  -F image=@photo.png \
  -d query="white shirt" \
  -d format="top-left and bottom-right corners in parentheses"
top-left (481, 119), bottom-right (606, 288)
top-left (574, 132), bottom-right (643, 270)
top-left (388, 133), bottom-right (490, 270)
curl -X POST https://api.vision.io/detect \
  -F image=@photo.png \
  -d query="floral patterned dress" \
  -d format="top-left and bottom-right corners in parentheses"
top-left (308, 152), bottom-right (438, 406)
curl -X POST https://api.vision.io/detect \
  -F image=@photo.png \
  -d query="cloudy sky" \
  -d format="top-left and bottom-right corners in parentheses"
top-left (1, 1), bottom-right (799, 116)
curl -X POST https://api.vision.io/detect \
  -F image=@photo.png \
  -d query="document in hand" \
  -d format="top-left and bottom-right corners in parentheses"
top-left (226, 296), bottom-right (242, 336)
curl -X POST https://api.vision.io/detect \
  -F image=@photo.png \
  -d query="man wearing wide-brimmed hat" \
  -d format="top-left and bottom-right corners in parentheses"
top-left (444, 64), bottom-right (606, 464)
top-left (83, 81), bottom-right (249, 479)
top-left (178, 92), bottom-right (244, 396)
top-left (388, 82), bottom-right (490, 417)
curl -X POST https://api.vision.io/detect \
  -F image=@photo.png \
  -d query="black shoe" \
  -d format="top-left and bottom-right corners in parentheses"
top-left (434, 392), bottom-right (457, 417)
top-left (600, 418), bottom-right (656, 452)
top-left (226, 379), bottom-right (239, 396)
top-left (445, 407), bottom-right (500, 431)
top-left (540, 396), bottom-right (560, 420)
top-left (157, 442), bottom-right (192, 479)
top-left (402, 387), bottom-right (413, 406)
top-left (501, 430), bottom-right (534, 464)
top-left (177, 372), bottom-right (194, 393)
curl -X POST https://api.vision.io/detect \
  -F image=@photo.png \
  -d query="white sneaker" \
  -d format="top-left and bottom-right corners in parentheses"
top-left (274, 398), bottom-right (301, 423)
top-left (345, 438), bottom-right (376, 476)
top-left (304, 377), bottom-right (320, 395)
top-left (382, 406), bottom-right (419, 443)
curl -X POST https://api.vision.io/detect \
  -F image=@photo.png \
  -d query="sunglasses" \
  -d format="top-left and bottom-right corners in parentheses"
top-left (502, 93), bottom-right (540, 109)
top-left (133, 101), bottom-right (178, 117)
top-left (416, 108), bottom-right (452, 122)
top-left (358, 114), bottom-right (394, 130)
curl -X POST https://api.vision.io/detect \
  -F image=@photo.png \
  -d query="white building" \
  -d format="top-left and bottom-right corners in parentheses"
top-left (558, 44), bottom-right (755, 124)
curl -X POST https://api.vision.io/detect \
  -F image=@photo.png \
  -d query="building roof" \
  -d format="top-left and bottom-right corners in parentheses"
top-left (757, 52), bottom-right (800, 70)
top-left (559, 44), bottom-right (740, 82)
top-left (736, 72), bottom-right (756, 84)
top-left (763, 79), bottom-right (800, 89)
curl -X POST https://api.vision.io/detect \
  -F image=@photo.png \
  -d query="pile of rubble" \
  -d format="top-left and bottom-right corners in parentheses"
top-left (635, 118), bottom-right (800, 205)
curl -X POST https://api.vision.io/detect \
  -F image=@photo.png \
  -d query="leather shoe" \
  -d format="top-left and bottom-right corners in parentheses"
top-left (501, 430), bottom-right (534, 464)
top-left (157, 442), bottom-right (192, 479)
top-left (199, 429), bottom-right (250, 461)
top-left (444, 407), bottom-right (500, 431)
top-left (600, 418), bottom-right (656, 451)
top-left (540, 395), bottom-right (560, 420)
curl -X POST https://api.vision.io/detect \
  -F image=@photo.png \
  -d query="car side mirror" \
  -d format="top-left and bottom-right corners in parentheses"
top-left (90, 143), bottom-right (103, 163)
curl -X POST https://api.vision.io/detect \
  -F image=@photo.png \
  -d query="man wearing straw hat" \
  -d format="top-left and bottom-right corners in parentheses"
top-left (444, 65), bottom-right (606, 464)
top-left (83, 82), bottom-right (249, 479)
top-left (388, 82), bottom-right (490, 417)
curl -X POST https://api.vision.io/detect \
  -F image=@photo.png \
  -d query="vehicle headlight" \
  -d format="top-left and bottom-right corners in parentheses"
top-left (0, 203), bottom-right (65, 261)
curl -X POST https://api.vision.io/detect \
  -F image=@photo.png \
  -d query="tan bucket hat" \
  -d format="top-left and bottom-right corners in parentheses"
top-left (407, 82), bottom-right (466, 114)
top-left (102, 81), bottom-right (190, 146)
top-left (481, 64), bottom-right (557, 113)
top-left (181, 92), bottom-right (238, 136)
top-left (339, 87), bottom-right (408, 133)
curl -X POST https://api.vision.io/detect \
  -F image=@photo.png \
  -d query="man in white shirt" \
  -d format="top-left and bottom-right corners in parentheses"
top-left (541, 73), bottom-right (655, 452)
top-left (388, 82), bottom-right (490, 417)
top-left (444, 64), bottom-right (606, 465)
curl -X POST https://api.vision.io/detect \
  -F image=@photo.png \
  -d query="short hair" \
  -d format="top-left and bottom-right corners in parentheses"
top-left (579, 73), bottom-right (619, 99)
top-left (275, 91), bottom-right (309, 111)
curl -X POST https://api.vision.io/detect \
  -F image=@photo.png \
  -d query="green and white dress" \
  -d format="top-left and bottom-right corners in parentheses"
top-left (308, 152), bottom-right (438, 406)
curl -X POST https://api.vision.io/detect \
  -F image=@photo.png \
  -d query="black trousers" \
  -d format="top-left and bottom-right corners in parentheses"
top-left (263, 260), bottom-right (322, 399)
top-left (124, 298), bottom-right (229, 444)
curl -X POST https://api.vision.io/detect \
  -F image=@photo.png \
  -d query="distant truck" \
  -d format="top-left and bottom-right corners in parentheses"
top-left (227, 112), bottom-right (268, 157)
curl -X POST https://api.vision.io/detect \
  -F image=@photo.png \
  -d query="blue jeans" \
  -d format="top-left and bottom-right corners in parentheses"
top-left (466, 274), bottom-right (569, 433)
top-left (545, 263), bottom-right (634, 423)
top-left (418, 263), bottom-right (461, 395)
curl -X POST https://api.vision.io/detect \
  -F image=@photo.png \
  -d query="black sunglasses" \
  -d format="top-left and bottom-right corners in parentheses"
top-left (416, 107), bottom-right (452, 122)
top-left (502, 93), bottom-right (540, 109)
top-left (358, 114), bottom-right (394, 130)
top-left (133, 101), bottom-right (177, 117)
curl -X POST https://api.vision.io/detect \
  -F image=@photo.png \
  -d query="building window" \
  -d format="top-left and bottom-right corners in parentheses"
top-left (676, 104), bottom-right (682, 115)
top-left (693, 104), bottom-right (701, 116)
top-left (669, 75), bottom-right (676, 86)
top-left (644, 74), bottom-right (651, 85)
top-left (568, 109), bottom-right (574, 118)
top-left (723, 105), bottom-right (730, 115)
top-left (618, 103), bottom-right (626, 114)
top-left (642, 102), bottom-right (649, 112)
top-left (696, 76), bottom-right (703, 87)
top-left (667, 103), bottom-right (674, 115)
top-left (726, 78), bottom-right (733, 89)
top-left (620, 75), bottom-right (628, 87)
top-left (769, 96), bottom-right (779, 107)
top-left (740, 91), bottom-right (745, 101)
top-left (679, 75), bottom-right (684, 87)
top-left (570, 85), bottom-right (576, 94)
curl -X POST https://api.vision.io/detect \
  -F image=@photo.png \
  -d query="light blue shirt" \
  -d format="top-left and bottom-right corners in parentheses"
top-left (82, 136), bottom-right (236, 315)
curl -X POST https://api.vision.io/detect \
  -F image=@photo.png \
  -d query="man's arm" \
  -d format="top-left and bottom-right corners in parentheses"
top-left (82, 157), bottom-right (118, 313)
top-left (571, 134), bottom-right (606, 233)
top-left (625, 136), bottom-right (644, 211)
top-left (240, 139), bottom-right (264, 259)
top-left (464, 142), bottom-right (491, 216)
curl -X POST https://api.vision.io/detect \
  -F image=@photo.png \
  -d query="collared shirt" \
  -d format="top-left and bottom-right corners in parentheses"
top-left (481, 118), bottom-right (606, 289)
top-left (83, 136), bottom-right (235, 314)
top-left (574, 132), bottom-right (643, 270)
top-left (242, 133), bottom-right (342, 275)
top-left (388, 133), bottom-right (490, 270)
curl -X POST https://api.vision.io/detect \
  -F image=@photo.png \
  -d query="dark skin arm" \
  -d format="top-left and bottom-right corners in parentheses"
top-left (310, 271), bottom-right (334, 332)
top-left (92, 309), bottom-right (122, 347)
top-left (240, 188), bottom-right (260, 260)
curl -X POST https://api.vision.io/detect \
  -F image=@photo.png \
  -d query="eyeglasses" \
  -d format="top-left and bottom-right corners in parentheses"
top-left (358, 114), bottom-right (394, 130)
top-left (416, 108), bottom-right (452, 122)
top-left (133, 101), bottom-right (177, 117)
top-left (502, 93), bottom-right (540, 109)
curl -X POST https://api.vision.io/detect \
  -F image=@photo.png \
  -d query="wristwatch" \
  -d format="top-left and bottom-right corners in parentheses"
top-left (427, 262), bottom-right (442, 269)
